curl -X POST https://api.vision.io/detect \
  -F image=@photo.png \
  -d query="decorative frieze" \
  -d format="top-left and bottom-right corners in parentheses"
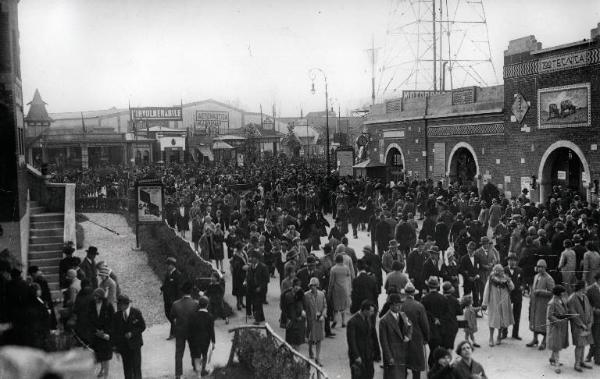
top-left (428, 122), bottom-right (504, 137)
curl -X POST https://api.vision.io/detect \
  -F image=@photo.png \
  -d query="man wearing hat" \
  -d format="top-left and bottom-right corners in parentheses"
top-left (422, 247), bottom-right (441, 285)
top-left (382, 240), bottom-right (404, 275)
top-left (245, 251), bottom-right (270, 325)
top-left (297, 255), bottom-right (322, 292)
top-left (527, 259), bottom-right (555, 350)
top-left (502, 253), bottom-right (523, 340)
top-left (378, 293), bottom-right (412, 379)
top-left (350, 260), bottom-right (379, 315)
top-left (113, 295), bottom-right (146, 379)
top-left (441, 282), bottom-right (462, 350)
top-left (161, 257), bottom-right (182, 340)
top-left (474, 236), bottom-right (499, 301)
top-left (304, 277), bottom-right (327, 365)
top-left (400, 283), bottom-right (429, 379)
top-left (79, 246), bottom-right (99, 288)
top-left (567, 280), bottom-right (594, 371)
top-left (347, 300), bottom-right (379, 379)
top-left (421, 276), bottom-right (449, 367)
top-left (407, 241), bottom-right (428, 299)
top-left (171, 282), bottom-right (199, 378)
top-left (362, 245), bottom-right (383, 292)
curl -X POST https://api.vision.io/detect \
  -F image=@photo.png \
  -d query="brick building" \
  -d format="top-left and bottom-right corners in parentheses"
top-left (363, 23), bottom-right (600, 205)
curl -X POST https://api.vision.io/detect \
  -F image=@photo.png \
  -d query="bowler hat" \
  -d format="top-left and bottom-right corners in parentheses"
top-left (117, 294), bottom-right (131, 304)
top-left (403, 282), bottom-right (419, 295)
top-left (86, 246), bottom-right (99, 255)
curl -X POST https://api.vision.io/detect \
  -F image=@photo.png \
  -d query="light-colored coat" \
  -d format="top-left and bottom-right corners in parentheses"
top-left (546, 296), bottom-right (569, 351)
top-left (567, 292), bottom-right (594, 346)
top-left (582, 250), bottom-right (600, 286)
top-left (328, 264), bottom-right (351, 311)
top-left (303, 289), bottom-right (326, 343)
top-left (378, 311), bottom-right (412, 379)
top-left (529, 272), bottom-right (555, 333)
top-left (482, 275), bottom-right (514, 329)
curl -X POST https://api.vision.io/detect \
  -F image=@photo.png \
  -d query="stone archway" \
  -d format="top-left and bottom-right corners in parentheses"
top-left (447, 142), bottom-right (480, 190)
top-left (538, 140), bottom-right (590, 203)
top-left (384, 143), bottom-right (406, 183)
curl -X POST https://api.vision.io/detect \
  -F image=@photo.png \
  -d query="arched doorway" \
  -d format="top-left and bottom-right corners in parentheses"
top-left (538, 141), bottom-right (590, 203)
top-left (447, 142), bottom-right (479, 189)
top-left (385, 143), bottom-right (405, 183)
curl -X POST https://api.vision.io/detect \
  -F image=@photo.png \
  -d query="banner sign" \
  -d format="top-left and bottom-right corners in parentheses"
top-left (130, 107), bottom-right (182, 121)
top-left (402, 90), bottom-right (447, 99)
top-left (136, 179), bottom-right (164, 223)
top-left (195, 111), bottom-right (229, 129)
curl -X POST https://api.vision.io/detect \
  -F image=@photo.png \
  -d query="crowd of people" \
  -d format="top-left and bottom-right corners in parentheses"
top-left (3, 157), bottom-right (600, 378)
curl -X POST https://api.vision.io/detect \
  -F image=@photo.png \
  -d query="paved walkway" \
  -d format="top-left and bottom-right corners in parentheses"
top-left (78, 213), bottom-right (598, 378)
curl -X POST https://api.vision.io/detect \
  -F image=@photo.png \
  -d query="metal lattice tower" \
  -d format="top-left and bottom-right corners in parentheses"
top-left (377, 0), bottom-right (499, 100)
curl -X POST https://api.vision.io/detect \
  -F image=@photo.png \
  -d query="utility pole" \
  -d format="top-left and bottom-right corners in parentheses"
top-left (367, 35), bottom-right (378, 105)
top-left (432, 0), bottom-right (437, 91)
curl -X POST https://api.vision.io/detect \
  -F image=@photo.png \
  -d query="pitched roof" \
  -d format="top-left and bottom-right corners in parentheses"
top-left (25, 89), bottom-right (52, 123)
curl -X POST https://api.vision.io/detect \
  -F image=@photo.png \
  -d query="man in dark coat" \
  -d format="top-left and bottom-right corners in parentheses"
top-left (361, 245), bottom-right (383, 293)
top-left (422, 247), bottom-right (441, 284)
top-left (441, 282), bottom-right (462, 350)
top-left (347, 300), bottom-right (379, 379)
top-left (189, 297), bottom-right (216, 377)
top-left (296, 255), bottom-right (321, 292)
top-left (459, 242), bottom-right (481, 306)
top-left (170, 283), bottom-right (199, 379)
top-left (375, 214), bottom-right (392, 256)
top-left (59, 241), bottom-right (80, 289)
top-left (395, 216), bottom-right (415, 257)
top-left (379, 293), bottom-right (412, 379)
top-left (28, 266), bottom-right (57, 329)
top-left (399, 283), bottom-right (429, 379)
top-left (79, 246), bottom-right (99, 289)
top-left (245, 251), bottom-right (270, 324)
top-left (502, 253), bottom-right (523, 340)
top-left (350, 260), bottom-right (379, 314)
top-left (421, 276), bottom-right (450, 367)
top-left (407, 242), bottom-right (428, 298)
top-left (418, 214), bottom-right (436, 242)
top-left (161, 257), bottom-right (182, 339)
top-left (112, 295), bottom-right (146, 379)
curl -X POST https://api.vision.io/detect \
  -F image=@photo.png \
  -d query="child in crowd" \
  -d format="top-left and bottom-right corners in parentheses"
top-left (462, 294), bottom-right (481, 347)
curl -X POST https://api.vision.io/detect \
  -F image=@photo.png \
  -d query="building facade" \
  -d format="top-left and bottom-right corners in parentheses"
top-left (364, 23), bottom-right (600, 205)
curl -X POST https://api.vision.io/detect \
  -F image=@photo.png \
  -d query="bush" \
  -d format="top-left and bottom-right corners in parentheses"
top-left (234, 329), bottom-right (311, 379)
top-left (75, 223), bottom-right (84, 249)
top-left (211, 364), bottom-right (253, 379)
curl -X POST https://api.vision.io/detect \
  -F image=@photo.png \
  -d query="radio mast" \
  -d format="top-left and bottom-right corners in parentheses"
top-left (377, 0), bottom-right (498, 100)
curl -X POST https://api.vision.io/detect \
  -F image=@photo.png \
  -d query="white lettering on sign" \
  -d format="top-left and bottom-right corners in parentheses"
top-left (539, 50), bottom-right (592, 73)
top-left (383, 130), bottom-right (405, 139)
top-left (195, 111), bottom-right (230, 129)
top-left (131, 107), bottom-right (182, 121)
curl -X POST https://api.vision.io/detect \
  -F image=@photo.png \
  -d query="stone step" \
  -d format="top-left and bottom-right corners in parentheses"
top-left (30, 228), bottom-right (63, 237)
top-left (45, 273), bottom-right (60, 283)
top-left (29, 242), bottom-right (64, 252)
top-left (28, 258), bottom-right (59, 270)
top-left (30, 235), bottom-right (63, 245)
top-left (30, 206), bottom-right (46, 215)
top-left (29, 250), bottom-right (63, 260)
top-left (31, 213), bottom-right (64, 222)
top-left (31, 221), bottom-right (64, 229)
top-left (30, 200), bottom-right (40, 208)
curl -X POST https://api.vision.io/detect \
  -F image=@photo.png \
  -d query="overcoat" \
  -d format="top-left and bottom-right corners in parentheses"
top-left (567, 292), bottom-right (594, 346)
top-left (399, 297), bottom-right (430, 372)
top-left (379, 311), bottom-right (412, 379)
top-left (529, 272), bottom-right (554, 333)
top-left (328, 264), bottom-right (351, 311)
top-left (482, 275), bottom-right (514, 329)
top-left (303, 289), bottom-right (326, 342)
top-left (546, 297), bottom-right (569, 351)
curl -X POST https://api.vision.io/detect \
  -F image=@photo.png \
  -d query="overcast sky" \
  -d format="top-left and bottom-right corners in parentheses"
top-left (19, 0), bottom-right (600, 115)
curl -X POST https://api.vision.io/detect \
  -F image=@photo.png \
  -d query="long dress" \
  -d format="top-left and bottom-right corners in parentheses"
top-left (529, 272), bottom-right (555, 334)
top-left (304, 289), bottom-right (326, 343)
top-left (482, 274), bottom-right (514, 329)
top-left (546, 297), bottom-right (569, 351)
top-left (328, 264), bottom-right (351, 312)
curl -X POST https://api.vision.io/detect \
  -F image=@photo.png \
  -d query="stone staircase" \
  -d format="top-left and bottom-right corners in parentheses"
top-left (29, 200), bottom-right (64, 301)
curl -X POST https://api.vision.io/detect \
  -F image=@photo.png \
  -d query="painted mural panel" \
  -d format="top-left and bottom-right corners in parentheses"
top-left (538, 83), bottom-right (590, 128)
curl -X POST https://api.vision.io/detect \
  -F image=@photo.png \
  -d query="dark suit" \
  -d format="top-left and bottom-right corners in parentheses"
top-left (350, 272), bottom-right (379, 314)
top-left (245, 262), bottom-right (270, 322)
top-left (400, 298), bottom-right (430, 374)
top-left (79, 257), bottom-right (98, 288)
top-left (362, 253), bottom-right (383, 292)
top-left (504, 265), bottom-right (523, 338)
top-left (113, 307), bottom-right (146, 379)
top-left (161, 269), bottom-right (182, 337)
top-left (347, 312), bottom-right (379, 379)
top-left (459, 254), bottom-right (481, 306)
top-left (379, 311), bottom-right (411, 379)
top-left (421, 291), bottom-right (449, 366)
top-left (586, 284), bottom-right (600, 363)
top-left (296, 267), bottom-right (322, 292)
top-left (170, 296), bottom-right (199, 377)
top-left (189, 310), bottom-right (215, 360)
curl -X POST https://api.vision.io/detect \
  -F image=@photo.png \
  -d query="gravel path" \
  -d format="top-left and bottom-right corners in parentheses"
top-left (77, 213), bottom-right (165, 326)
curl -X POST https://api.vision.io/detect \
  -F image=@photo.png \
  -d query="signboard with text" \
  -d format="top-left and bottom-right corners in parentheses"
top-left (196, 111), bottom-right (229, 132)
top-left (136, 179), bottom-right (164, 224)
top-left (130, 107), bottom-right (183, 121)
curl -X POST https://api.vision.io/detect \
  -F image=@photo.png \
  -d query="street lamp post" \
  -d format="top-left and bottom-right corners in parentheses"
top-left (309, 68), bottom-right (330, 175)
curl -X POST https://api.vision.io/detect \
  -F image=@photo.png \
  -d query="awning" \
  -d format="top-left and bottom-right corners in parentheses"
top-left (212, 141), bottom-right (234, 150)
top-left (197, 145), bottom-right (214, 161)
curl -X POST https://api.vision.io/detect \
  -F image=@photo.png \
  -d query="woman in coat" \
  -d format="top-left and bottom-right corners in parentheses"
top-left (229, 242), bottom-right (247, 310)
top-left (528, 259), bottom-right (555, 350)
top-left (191, 215), bottom-right (203, 253)
top-left (303, 277), bottom-right (327, 365)
top-left (558, 239), bottom-right (577, 292)
top-left (213, 224), bottom-right (226, 273)
top-left (546, 285), bottom-right (569, 373)
top-left (88, 288), bottom-right (114, 379)
top-left (281, 278), bottom-right (306, 350)
top-left (482, 264), bottom-right (514, 346)
top-left (568, 280), bottom-right (595, 372)
top-left (328, 254), bottom-right (352, 327)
